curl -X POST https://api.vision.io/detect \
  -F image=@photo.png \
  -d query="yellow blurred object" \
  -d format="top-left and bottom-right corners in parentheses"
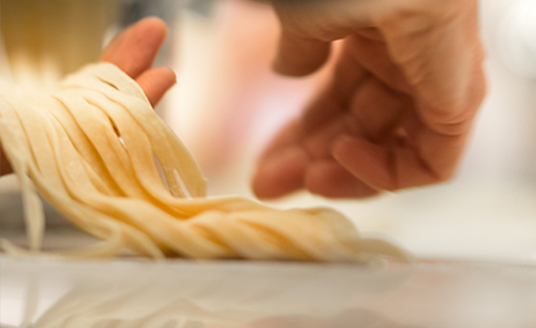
top-left (0, 0), bottom-right (121, 89)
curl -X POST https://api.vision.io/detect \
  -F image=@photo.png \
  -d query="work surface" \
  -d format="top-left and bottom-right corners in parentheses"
top-left (2, 178), bottom-right (536, 327)
top-left (1, 254), bottom-right (536, 328)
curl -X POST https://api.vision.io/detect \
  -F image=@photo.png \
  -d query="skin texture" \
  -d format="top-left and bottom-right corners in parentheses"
top-left (1, 4), bottom-right (487, 202)
top-left (0, 17), bottom-right (176, 176)
top-left (252, 0), bottom-right (487, 199)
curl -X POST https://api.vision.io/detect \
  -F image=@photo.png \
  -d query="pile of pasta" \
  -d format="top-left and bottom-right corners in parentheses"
top-left (0, 62), bottom-right (410, 262)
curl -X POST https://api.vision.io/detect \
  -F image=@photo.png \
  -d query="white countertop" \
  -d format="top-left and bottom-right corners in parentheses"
top-left (3, 176), bottom-right (536, 327)
top-left (2, 256), bottom-right (536, 328)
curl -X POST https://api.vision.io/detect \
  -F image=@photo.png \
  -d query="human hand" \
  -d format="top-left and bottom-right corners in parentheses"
top-left (252, 0), bottom-right (486, 198)
top-left (0, 17), bottom-right (176, 176)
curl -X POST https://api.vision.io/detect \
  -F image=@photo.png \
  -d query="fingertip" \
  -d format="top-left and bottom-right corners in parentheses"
top-left (252, 148), bottom-right (309, 199)
top-left (100, 17), bottom-right (169, 78)
top-left (157, 66), bottom-right (177, 85)
top-left (136, 66), bottom-right (177, 107)
top-left (273, 31), bottom-right (331, 77)
top-left (135, 16), bottom-right (169, 42)
top-left (139, 16), bottom-right (168, 32)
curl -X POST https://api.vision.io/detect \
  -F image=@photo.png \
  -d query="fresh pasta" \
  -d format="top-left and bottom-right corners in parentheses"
top-left (0, 62), bottom-right (411, 263)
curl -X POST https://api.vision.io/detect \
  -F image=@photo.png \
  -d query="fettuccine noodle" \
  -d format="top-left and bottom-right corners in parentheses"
top-left (0, 63), bottom-right (410, 262)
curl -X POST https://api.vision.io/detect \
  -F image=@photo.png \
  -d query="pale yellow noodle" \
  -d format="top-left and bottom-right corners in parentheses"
top-left (27, 93), bottom-right (124, 196)
top-left (0, 63), bottom-right (412, 263)
top-left (61, 67), bottom-right (207, 199)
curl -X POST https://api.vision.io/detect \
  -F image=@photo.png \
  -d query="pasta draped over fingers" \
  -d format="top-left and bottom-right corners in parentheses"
top-left (0, 63), bottom-right (410, 263)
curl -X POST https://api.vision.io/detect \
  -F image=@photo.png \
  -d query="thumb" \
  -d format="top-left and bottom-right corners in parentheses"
top-left (273, 28), bottom-right (331, 77)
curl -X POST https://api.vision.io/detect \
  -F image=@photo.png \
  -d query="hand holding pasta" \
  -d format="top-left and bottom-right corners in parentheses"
top-left (252, 0), bottom-right (487, 199)
top-left (0, 18), bottom-right (410, 263)
top-left (0, 17), bottom-right (175, 176)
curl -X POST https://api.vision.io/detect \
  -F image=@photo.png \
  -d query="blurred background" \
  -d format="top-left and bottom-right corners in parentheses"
top-left (1, 0), bottom-right (536, 262)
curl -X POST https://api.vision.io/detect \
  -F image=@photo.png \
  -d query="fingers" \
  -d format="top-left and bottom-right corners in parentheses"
top-left (347, 34), bottom-right (412, 95)
top-left (253, 42), bottom-right (408, 199)
top-left (304, 161), bottom-right (379, 198)
top-left (332, 137), bottom-right (398, 191)
top-left (252, 146), bottom-right (309, 199)
top-left (271, 0), bottom-right (379, 77)
top-left (252, 145), bottom-right (380, 199)
top-left (253, 75), bottom-right (465, 198)
top-left (136, 67), bottom-right (176, 107)
top-left (255, 0), bottom-right (486, 199)
top-left (100, 17), bottom-right (168, 79)
top-left (273, 28), bottom-right (331, 76)
top-left (253, 121), bottom-right (310, 198)
top-left (300, 40), bottom-right (368, 133)
top-left (331, 126), bottom-right (468, 191)
top-left (0, 18), bottom-right (172, 178)
top-left (348, 77), bottom-right (411, 144)
top-left (101, 17), bottom-right (176, 107)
